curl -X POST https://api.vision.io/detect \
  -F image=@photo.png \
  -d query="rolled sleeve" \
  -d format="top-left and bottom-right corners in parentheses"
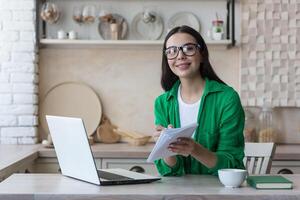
top-left (154, 156), bottom-right (185, 176)
top-left (208, 92), bottom-right (245, 174)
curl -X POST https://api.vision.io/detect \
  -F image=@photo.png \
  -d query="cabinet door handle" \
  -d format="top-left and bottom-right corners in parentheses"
top-left (277, 168), bottom-right (293, 174)
top-left (129, 166), bottom-right (145, 173)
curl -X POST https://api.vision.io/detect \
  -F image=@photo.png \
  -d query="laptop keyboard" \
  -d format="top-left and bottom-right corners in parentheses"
top-left (97, 170), bottom-right (134, 181)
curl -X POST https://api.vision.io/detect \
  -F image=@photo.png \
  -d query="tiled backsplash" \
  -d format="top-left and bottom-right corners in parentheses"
top-left (240, 0), bottom-right (300, 107)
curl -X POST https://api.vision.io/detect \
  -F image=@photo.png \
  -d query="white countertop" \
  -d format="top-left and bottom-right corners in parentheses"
top-left (38, 143), bottom-right (300, 160)
top-left (38, 142), bottom-right (155, 158)
top-left (1, 143), bottom-right (300, 181)
top-left (0, 144), bottom-right (40, 180)
top-left (0, 174), bottom-right (299, 200)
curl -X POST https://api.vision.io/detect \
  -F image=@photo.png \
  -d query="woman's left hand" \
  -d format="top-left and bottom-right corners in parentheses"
top-left (168, 137), bottom-right (198, 156)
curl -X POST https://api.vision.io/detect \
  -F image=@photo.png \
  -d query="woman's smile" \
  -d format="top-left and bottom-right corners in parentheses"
top-left (176, 62), bottom-right (191, 70)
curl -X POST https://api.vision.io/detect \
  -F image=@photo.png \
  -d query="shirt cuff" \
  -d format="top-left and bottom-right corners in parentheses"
top-left (207, 152), bottom-right (230, 175)
top-left (155, 157), bottom-right (181, 176)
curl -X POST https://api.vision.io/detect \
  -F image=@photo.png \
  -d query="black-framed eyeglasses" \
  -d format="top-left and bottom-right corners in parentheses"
top-left (165, 43), bottom-right (201, 60)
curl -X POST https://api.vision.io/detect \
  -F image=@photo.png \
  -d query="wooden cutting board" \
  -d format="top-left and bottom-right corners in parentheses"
top-left (40, 82), bottom-right (102, 137)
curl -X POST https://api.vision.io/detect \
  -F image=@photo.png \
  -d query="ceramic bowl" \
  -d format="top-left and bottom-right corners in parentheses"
top-left (218, 169), bottom-right (247, 188)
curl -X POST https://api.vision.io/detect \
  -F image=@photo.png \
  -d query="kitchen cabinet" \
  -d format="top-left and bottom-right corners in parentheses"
top-left (102, 158), bottom-right (158, 176)
top-left (30, 158), bottom-right (300, 175)
top-left (37, 0), bottom-right (238, 48)
top-left (271, 144), bottom-right (300, 174)
top-left (29, 144), bottom-right (300, 176)
top-left (2, 144), bottom-right (300, 182)
top-left (26, 143), bottom-right (157, 175)
top-left (271, 161), bottom-right (300, 174)
top-left (29, 158), bottom-right (102, 173)
top-left (29, 158), bottom-right (60, 173)
top-left (29, 157), bottom-right (157, 175)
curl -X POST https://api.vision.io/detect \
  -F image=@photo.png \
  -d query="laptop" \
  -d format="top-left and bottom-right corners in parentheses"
top-left (46, 115), bottom-right (161, 186)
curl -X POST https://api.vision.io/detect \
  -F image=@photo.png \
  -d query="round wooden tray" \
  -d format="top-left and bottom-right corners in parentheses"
top-left (40, 82), bottom-right (102, 137)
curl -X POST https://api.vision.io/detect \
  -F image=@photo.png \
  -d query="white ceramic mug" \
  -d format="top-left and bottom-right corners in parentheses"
top-left (57, 30), bottom-right (67, 39)
top-left (218, 169), bottom-right (248, 188)
top-left (68, 30), bottom-right (77, 40)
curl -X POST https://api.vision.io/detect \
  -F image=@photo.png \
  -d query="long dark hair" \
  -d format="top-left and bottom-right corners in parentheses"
top-left (161, 25), bottom-right (225, 91)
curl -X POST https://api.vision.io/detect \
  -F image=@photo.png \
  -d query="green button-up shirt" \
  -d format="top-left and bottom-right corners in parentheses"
top-left (154, 78), bottom-right (245, 176)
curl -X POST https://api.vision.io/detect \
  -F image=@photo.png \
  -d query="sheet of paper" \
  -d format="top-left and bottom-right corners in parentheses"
top-left (147, 123), bottom-right (198, 163)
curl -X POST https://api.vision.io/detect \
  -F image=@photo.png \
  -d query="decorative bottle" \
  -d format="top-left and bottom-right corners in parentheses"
top-left (258, 103), bottom-right (276, 143)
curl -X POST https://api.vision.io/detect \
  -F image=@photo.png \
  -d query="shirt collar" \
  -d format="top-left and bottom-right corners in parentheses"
top-left (166, 77), bottom-right (225, 101)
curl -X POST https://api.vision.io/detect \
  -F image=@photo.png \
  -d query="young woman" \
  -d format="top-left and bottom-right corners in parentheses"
top-left (153, 25), bottom-right (245, 176)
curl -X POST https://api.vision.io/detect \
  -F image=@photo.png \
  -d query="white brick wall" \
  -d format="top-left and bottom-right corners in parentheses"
top-left (0, 0), bottom-right (38, 144)
top-left (20, 31), bottom-right (36, 42)
top-left (0, 116), bottom-right (17, 126)
top-left (18, 115), bottom-right (38, 126)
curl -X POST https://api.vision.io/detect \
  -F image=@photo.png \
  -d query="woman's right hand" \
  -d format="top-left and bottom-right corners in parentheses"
top-left (153, 124), bottom-right (177, 167)
top-left (153, 124), bottom-right (173, 137)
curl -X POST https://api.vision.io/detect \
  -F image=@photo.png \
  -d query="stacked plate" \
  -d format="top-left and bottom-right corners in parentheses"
top-left (167, 12), bottom-right (200, 32)
top-left (131, 12), bottom-right (164, 40)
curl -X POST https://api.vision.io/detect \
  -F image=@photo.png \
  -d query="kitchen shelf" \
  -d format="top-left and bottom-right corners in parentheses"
top-left (37, 0), bottom-right (236, 48)
top-left (39, 39), bottom-right (232, 48)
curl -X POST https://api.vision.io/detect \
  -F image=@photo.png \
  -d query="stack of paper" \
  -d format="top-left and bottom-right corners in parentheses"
top-left (147, 123), bottom-right (198, 163)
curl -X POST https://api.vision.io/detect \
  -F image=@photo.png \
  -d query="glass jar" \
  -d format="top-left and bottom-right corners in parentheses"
top-left (258, 104), bottom-right (276, 143)
top-left (244, 109), bottom-right (257, 142)
top-left (211, 20), bottom-right (224, 40)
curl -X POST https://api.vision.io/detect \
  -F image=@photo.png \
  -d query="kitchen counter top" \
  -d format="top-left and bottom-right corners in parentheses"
top-left (0, 174), bottom-right (299, 200)
top-left (38, 143), bottom-right (155, 158)
top-left (1, 143), bottom-right (300, 181)
top-left (38, 143), bottom-right (300, 160)
top-left (0, 144), bottom-right (41, 181)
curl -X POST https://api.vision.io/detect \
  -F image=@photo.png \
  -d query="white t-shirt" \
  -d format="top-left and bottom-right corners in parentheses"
top-left (178, 85), bottom-right (201, 138)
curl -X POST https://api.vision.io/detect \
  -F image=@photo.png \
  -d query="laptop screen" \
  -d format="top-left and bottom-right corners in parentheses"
top-left (46, 115), bottom-right (160, 186)
top-left (46, 115), bottom-right (100, 185)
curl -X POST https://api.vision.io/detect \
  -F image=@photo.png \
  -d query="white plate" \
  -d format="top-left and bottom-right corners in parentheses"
top-left (131, 12), bottom-right (164, 40)
top-left (167, 12), bottom-right (200, 32)
top-left (40, 82), bottom-right (102, 137)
